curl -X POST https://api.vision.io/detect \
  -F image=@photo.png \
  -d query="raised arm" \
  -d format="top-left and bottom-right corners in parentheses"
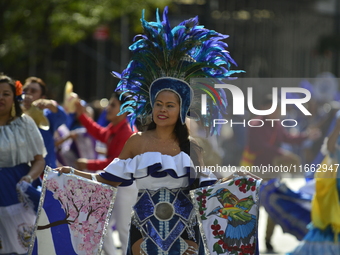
top-left (55, 166), bottom-right (122, 187)
top-left (55, 133), bottom-right (140, 187)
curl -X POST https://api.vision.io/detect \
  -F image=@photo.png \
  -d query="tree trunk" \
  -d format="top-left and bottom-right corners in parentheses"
top-left (37, 219), bottom-right (70, 230)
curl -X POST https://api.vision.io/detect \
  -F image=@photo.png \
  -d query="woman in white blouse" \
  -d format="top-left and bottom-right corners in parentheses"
top-left (0, 75), bottom-right (46, 254)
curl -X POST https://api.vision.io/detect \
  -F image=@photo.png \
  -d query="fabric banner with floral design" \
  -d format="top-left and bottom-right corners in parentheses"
top-left (28, 167), bottom-right (117, 255)
top-left (190, 176), bottom-right (262, 255)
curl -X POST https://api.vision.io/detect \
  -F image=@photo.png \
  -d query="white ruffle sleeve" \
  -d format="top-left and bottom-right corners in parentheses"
top-left (104, 152), bottom-right (194, 179)
top-left (0, 114), bottom-right (47, 167)
top-left (103, 151), bottom-right (217, 189)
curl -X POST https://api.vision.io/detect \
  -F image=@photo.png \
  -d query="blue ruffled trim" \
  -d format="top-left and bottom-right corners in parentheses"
top-left (287, 226), bottom-right (340, 255)
top-left (99, 172), bottom-right (132, 186)
top-left (304, 225), bottom-right (340, 242)
top-left (147, 163), bottom-right (192, 180)
top-left (100, 164), bottom-right (196, 187)
top-left (200, 180), bottom-right (216, 187)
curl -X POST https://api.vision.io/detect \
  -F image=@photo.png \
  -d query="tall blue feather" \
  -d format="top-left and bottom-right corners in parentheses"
top-left (112, 7), bottom-right (245, 133)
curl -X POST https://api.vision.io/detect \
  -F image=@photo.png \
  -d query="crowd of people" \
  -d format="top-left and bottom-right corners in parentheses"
top-left (1, 6), bottom-right (340, 255)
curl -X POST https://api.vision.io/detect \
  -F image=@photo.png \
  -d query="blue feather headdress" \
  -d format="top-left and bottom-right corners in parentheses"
top-left (112, 6), bottom-right (244, 135)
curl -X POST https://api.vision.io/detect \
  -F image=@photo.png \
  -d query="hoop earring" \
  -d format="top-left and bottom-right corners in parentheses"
top-left (11, 103), bottom-right (16, 117)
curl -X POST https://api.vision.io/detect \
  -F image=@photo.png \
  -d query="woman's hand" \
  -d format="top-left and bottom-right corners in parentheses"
top-left (20, 175), bottom-right (33, 183)
top-left (33, 99), bottom-right (58, 112)
top-left (54, 166), bottom-right (121, 187)
top-left (55, 166), bottom-right (74, 176)
top-left (22, 94), bottom-right (34, 110)
top-left (74, 99), bottom-right (85, 117)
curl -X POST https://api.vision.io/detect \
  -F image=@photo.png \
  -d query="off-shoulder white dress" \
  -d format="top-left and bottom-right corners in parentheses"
top-left (100, 151), bottom-right (216, 255)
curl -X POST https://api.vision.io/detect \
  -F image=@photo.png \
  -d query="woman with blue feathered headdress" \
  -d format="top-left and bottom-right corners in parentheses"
top-left (56, 6), bottom-right (257, 255)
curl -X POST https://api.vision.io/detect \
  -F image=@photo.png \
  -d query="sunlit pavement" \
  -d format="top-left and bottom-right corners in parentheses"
top-left (106, 178), bottom-right (307, 255)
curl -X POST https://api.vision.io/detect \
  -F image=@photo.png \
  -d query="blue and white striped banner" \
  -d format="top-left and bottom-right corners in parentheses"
top-left (29, 167), bottom-right (116, 255)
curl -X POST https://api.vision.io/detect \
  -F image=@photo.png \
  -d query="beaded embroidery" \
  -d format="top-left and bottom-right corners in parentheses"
top-left (132, 188), bottom-right (197, 254)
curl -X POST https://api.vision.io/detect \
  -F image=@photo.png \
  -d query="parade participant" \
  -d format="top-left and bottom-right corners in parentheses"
top-left (75, 92), bottom-right (135, 171)
top-left (57, 81), bottom-right (213, 254)
top-left (74, 91), bottom-right (138, 255)
top-left (288, 111), bottom-right (340, 255)
top-left (0, 75), bottom-right (46, 254)
top-left (55, 101), bottom-right (97, 168)
top-left (22, 76), bottom-right (67, 168)
top-left (56, 6), bottom-right (245, 254)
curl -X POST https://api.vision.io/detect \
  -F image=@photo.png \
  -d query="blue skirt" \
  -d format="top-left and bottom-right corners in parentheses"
top-left (260, 178), bottom-right (312, 240)
top-left (0, 164), bottom-right (40, 254)
top-left (0, 163), bottom-right (31, 206)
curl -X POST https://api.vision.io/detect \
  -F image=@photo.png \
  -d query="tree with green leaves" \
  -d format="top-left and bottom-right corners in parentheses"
top-left (0, 0), bottom-right (170, 95)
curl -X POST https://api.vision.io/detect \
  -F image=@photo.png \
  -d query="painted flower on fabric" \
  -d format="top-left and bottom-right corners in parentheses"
top-left (39, 177), bottom-right (115, 255)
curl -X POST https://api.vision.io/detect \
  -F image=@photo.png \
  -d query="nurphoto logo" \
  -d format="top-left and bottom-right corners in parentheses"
top-left (200, 83), bottom-right (311, 128)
